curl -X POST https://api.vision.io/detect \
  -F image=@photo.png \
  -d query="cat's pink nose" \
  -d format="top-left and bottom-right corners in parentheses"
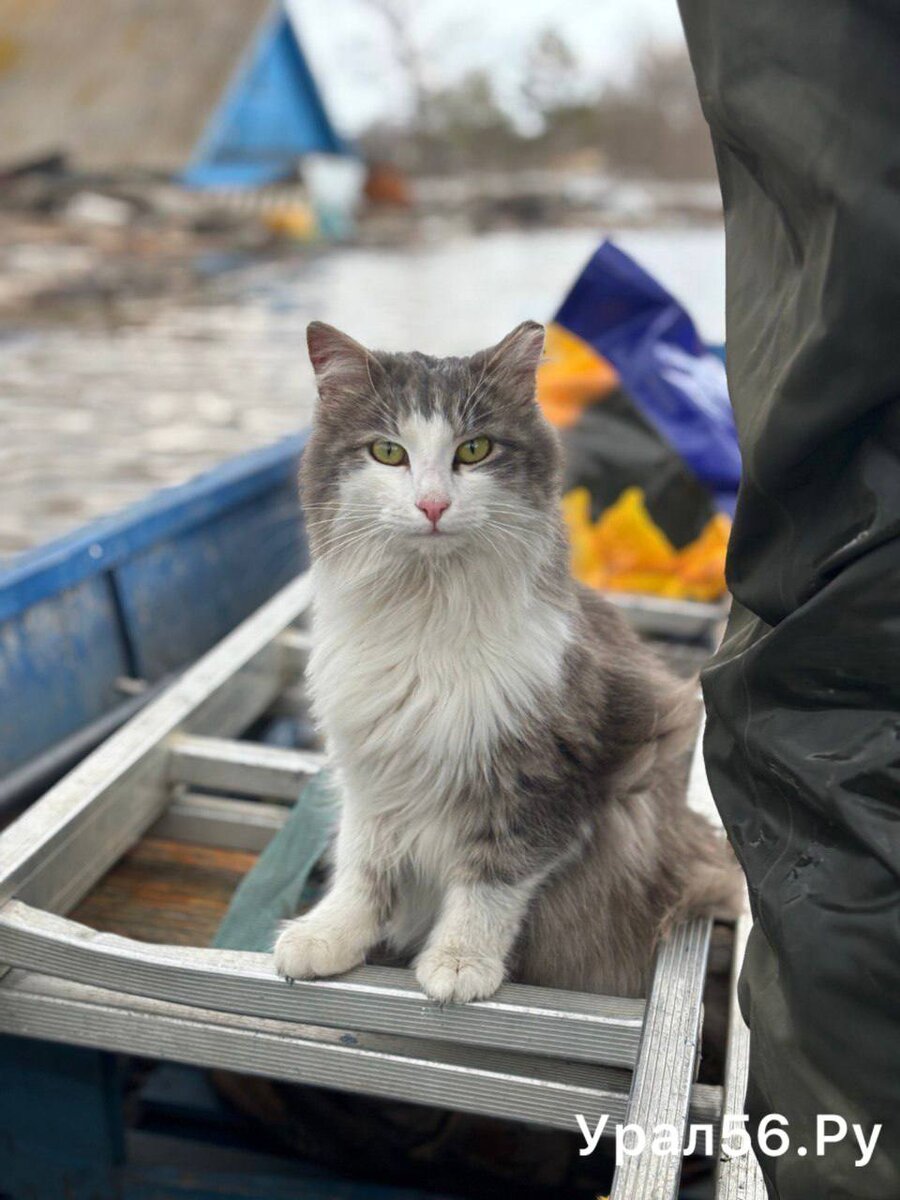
top-left (417, 498), bottom-right (450, 528)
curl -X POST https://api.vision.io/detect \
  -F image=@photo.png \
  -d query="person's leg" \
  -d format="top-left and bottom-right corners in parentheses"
top-left (678, 3), bottom-right (900, 1195)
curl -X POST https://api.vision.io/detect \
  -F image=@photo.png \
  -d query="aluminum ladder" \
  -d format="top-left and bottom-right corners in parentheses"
top-left (0, 571), bottom-right (765, 1199)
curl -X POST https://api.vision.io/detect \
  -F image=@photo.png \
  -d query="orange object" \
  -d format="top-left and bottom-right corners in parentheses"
top-left (364, 162), bottom-right (413, 207)
top-left (562, 486), bottom-right (730, 602)
top-left (672, 512), bottom-right (731, 601)
top-left (537, 322), bottom-right (619, 429)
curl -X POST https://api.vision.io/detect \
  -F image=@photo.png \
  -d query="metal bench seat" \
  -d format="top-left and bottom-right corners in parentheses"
top-left (0, 572), bottom-right (765, 1199)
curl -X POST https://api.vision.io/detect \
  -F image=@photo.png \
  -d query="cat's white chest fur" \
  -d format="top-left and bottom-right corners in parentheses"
top-left (307, 558), bottom-right (571, 871)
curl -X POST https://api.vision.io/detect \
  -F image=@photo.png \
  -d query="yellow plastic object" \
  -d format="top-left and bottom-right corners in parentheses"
top-left (560, 486), bottom-right (597, 581)
top-left (670, 511), bottom-right (731, 601)
top-left (537, 322), bottom-right (619, 429)
top-left (562, 486), bottom-right (730, 602)
top-left (263, 203), bottom-right (318, 241)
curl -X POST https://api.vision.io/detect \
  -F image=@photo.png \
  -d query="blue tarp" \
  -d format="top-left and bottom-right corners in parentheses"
top-left (556, 240), bottom-right (740, 514)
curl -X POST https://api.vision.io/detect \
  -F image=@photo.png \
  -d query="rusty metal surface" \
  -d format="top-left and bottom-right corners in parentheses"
top-left (71, 835), bottom-right (259, 946)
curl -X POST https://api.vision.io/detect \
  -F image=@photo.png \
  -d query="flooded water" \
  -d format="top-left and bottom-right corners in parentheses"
top-left (0, 224), bottom-right (725, 558)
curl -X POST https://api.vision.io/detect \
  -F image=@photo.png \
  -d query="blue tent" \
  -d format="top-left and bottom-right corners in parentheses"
top-left (183, 7), bottom-right (348, 189)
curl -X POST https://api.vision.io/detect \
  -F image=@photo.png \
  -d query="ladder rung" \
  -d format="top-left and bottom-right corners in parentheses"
top-left (0, 967), bottom-right (635, 1132)
top-left (0, 899), bottom-right (651, 1070)
top-left (0, 960), bottom-right (723, 1135)
top-left (167, 734), bottom-right (326, 801)
top-left (151, 792), bottom-right (290, 852)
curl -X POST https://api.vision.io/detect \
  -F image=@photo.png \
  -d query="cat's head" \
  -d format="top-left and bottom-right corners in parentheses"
top-left (300, 321), bottom-right (563, 570)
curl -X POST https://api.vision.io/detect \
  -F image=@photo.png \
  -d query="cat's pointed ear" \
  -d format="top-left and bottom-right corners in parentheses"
top-left (474, 321), bottom-right (546, 398)
top-left (306, 321), bottom-right (381, 405)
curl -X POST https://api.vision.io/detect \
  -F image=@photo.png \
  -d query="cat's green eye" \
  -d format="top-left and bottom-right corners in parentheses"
top-left (370, 439), bottom-right (407, 466)
top-left (455, 436), bottom-right (492, 465)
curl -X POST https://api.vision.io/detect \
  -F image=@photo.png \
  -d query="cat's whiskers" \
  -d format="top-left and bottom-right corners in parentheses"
top-left (314, 523), bottom-right (383, 557)
top-left (303, 513), bottom-right (384, 532)
top-left (317, 533), bottom-right (382, 561)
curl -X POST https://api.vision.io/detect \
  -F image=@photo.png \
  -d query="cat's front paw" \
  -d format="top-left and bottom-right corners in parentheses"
top-left (273, 916), bottom-right (364, 981)
top-left (415, 944), bottom-right (505, 1004)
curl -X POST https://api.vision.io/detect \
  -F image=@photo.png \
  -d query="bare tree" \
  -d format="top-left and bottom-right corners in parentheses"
top-left (358, 0), bottom-right (430, 136)
top-left (520, 29), bottom-right (580, 126)
top-left (354, 10), bottom-right (715, 183)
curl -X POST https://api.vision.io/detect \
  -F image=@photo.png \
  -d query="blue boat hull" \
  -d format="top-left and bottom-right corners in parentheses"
top-left (0, 435), bottom-right (309, 789)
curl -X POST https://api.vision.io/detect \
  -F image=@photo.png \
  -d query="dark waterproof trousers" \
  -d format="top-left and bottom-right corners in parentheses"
top-left (678, 3), bottom-right (900, 1197)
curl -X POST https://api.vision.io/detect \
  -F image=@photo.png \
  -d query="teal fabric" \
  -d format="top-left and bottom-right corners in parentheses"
top-left (213, 769), bottom-right (339, 953)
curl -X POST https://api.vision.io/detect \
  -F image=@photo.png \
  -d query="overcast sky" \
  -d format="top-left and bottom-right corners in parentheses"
top-left (289, 0), bottom-right (686, 136)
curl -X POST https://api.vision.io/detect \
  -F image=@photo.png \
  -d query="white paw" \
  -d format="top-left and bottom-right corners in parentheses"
top-left (273, 916), bottom-right (364, 981)
top-left (415, 945), bottom-right (505, 1004)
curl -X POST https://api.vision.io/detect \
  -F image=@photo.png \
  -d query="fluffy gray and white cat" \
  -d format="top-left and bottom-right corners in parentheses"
top-left (273, 320), bottom-right (740, 1002)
